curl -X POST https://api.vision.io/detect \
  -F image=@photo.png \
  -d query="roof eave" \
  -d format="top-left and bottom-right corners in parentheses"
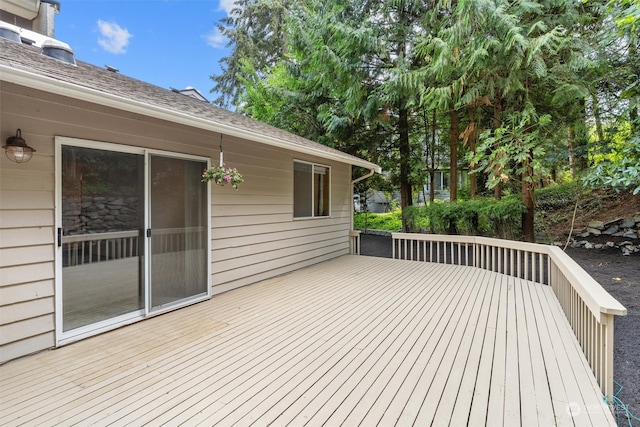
top-left (1, 64), bottom-right (382, 173)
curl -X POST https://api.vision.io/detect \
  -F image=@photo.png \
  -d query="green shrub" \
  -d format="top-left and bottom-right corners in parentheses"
top-left (354, 209), bottom-right (402, 231)
top-left (479, 196), bottom-right (526, 239)
top-left (535, 183), bottom-right (580, 210)
top-left (403, 197), bottom-right (525, 238)
top-left (405, 205), bottom-right (430, 232)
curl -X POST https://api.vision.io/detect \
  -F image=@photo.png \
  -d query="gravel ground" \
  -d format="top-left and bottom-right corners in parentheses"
top-left (360, 234), bottom-right (639, 422)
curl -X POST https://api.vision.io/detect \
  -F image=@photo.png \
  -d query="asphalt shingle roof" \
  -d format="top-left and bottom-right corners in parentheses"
top-left (0, 37), bottom-right (379, 170)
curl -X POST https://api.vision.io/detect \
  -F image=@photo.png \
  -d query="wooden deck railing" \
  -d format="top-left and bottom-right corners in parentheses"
top-left (62, 227), bottom-right (206, 267)
top-left (62, 231), bottom-right (140, 267)
top-left (392, 232), bottom-right (627, 400)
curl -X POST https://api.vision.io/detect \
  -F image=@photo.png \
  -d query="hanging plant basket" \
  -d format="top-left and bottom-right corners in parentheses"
top-left (202, 165), bottom-right (244, 189)
top-left (203, 141), bottom-right (244, 189)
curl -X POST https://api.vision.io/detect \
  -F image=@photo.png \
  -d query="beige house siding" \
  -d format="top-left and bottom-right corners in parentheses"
top-left (211, 137), bottom-right (352, 294)
top-left (0, 83), bottom-right (353, 363)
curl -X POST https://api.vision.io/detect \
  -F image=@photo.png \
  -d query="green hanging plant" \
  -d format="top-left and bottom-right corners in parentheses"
top-left (202, 165), bottom-right (244, 189)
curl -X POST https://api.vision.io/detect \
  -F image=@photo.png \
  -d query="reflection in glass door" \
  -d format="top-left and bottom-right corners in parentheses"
top-left (61, 146), bottom-right (145, 331)
top-left (149, 155), bottom-right (208, 310)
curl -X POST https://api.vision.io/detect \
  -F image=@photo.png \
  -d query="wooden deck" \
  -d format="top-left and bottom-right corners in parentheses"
top-left (0, 255), bottom-right (614, 426)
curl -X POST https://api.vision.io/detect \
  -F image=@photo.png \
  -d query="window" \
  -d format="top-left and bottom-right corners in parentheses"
top-left (294, 161), bottom-right (330, 218)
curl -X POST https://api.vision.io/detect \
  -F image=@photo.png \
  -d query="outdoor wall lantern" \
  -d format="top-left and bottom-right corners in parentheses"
top-left (3, 129), bottom-right (36, 163)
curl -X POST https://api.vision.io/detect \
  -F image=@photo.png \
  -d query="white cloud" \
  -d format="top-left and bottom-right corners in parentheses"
top-left (97, 20), bottom-right (132, 54)
top-left (218, 0), bottom-right (235, 15)
top-left (204, 28), bottom-right (226, 49)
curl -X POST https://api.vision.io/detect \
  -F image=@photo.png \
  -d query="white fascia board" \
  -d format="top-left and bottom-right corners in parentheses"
top-left (1, 0), bottom-right (40, 20)
top-left (1, 65), bottom-right (382, 173)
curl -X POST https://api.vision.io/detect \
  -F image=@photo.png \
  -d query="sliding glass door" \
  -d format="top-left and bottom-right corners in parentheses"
top-left (57, 139), bottom-right (210, 341)
top-left (60, 145), bottom-right (145, 331)
top-left (149, 155), bottom-right (208, 310)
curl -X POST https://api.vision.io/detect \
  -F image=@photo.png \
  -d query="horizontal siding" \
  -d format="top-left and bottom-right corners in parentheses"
top-left (0, 245), bottom-right (54, 267)
top-left (210, 137), bottom-right (353, 291)
top-left (0, 314), bottom-right (54, 346)
top-left (0, 169), bottom-right (54, 192)
top-left (210, 250), bottom-right (348, 295)
top-left (212, 229), bottom-right (348, 262)
top-left (214, 223), bottom-right (349, 249)
top-left (0, 297), bottom-right (54, 325)
top-left (212, 204), bottom-right (290, 216)
top-left (0, 227), bottom-right (53, 248)
top-left (0, 190), bottom-right (52, 209)
top-left (208, 138), bottom-right (353, 291)
top-left (0, 262), bottom-right (54, 287)
top-left (1, 82), bottom-right (359, 362)
top-left (0, 210), bottom-right (53, 228)
top-left (212, 213), bottom-right (293, 228)
top-left (0, 280), bottom-right (54, 305)
top-left (0, 333), bottom-right (54, 364)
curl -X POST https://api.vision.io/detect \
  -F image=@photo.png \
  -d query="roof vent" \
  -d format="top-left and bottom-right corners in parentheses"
top-left (0, 24), bottom-right (21, 43)
top-left (105, 64), bottom-right (119, 73)
top-left (41, 39), bottom-right (76, 65)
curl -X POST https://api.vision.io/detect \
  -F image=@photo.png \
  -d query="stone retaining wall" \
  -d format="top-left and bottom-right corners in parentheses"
top-left (62, 195), bottom-right (141, 234)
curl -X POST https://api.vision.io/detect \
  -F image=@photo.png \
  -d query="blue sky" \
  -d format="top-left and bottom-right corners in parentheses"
top-left (55, 0), bottom-right (233, 102)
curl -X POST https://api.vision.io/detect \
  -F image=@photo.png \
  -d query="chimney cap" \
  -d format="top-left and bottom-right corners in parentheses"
top-left (41, 1), bottom-right (62, 12)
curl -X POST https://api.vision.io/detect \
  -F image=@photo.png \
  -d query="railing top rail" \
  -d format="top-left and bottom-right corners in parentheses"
top-left (350, 230), bottom-right (361, 236)
top-left (391, 232), bottom-right (627, 319)
top-left (392, 232), bottom-right (476, 244)
top-left (62, 230), bottom-right (139, 243)
top-left (393, 232), bottom-right (553, 252)
top-left (546, 245), bottom-right (627, 317)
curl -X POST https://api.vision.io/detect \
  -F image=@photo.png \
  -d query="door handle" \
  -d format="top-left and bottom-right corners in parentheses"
top-left (57, 228), bottom-right (62, 247)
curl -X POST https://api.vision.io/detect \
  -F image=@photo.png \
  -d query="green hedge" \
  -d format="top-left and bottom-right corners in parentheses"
top-left (353, 184), bottom-right (591, 240)
top-left (405, 197), bottom-right (525, 239)
top-left (353, 210), bottom-right (402, 231)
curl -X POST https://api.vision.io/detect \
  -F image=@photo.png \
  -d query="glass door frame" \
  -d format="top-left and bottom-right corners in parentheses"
top-left (55, 137), bottom-right (212, 346)
top-left (147, 152), bottom-right (211, 314)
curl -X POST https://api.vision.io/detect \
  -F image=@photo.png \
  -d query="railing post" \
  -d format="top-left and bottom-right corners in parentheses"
top-left (392, 236), bottom-right (396, 259)
top-left (602, 313), bottom-right (614, 403)
top-left (349, 230), bottom-right (361, 255)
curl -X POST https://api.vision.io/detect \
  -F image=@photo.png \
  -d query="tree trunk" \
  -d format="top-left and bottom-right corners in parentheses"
top-left (567, 127), bottom-right (575, 179)
top-left (492, 98), bottom-right (503, 200)
top-left (468, 106), bottom-right (478, 198)
top-left (630, 42), bottom-right (639, 134)
top-left (429, 170), bottom-right (435, 202)
top-left (399, 106), bottom-right (412, 231)
top-left (429, 109), bottom-right (437, 203)
top-left (593, 95), bottom-right (605, 144)
top-left (572, 99), bottom-right (589, 171)
top-left (449, 109), bottom-right (459, 202)
top-left (521, 150), bottom-right (535, 242)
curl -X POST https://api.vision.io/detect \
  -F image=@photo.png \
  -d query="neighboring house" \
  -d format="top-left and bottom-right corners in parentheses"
top-left (354, 168), bottom-right (469, 213)
top-left (354, 190), bottom-right (399, 213)
top-left (0, 26), bottom-right (380, 362)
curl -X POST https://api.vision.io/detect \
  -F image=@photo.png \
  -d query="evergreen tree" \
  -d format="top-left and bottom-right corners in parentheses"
top-left (211, 0), bottom-right (291, 108)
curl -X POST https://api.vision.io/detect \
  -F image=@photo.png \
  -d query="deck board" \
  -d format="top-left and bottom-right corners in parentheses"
top-left (0, 255), bottom-right (615, 426)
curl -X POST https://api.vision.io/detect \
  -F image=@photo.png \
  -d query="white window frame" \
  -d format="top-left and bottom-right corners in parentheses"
top-left (293, 160), bottom-right (331, 219)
